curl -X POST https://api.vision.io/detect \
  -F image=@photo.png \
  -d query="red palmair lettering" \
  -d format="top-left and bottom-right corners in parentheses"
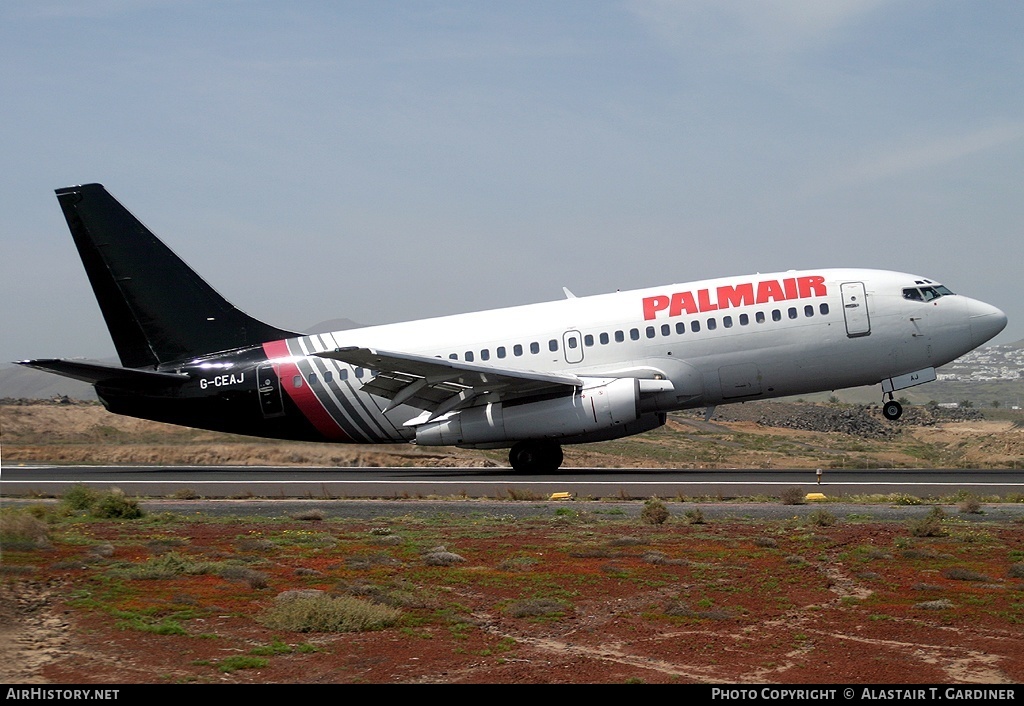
top-left (642, 276), bottom-right (827, 320)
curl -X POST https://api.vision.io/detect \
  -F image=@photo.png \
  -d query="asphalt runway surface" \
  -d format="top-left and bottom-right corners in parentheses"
top-left (3, 464), bottom-right (1022, 505)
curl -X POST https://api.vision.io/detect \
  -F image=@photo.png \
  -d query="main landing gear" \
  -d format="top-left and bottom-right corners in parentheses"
top-left (882, 393), bottom-right (903, 421)
top-left (509, 440), bottom-right (564, 472)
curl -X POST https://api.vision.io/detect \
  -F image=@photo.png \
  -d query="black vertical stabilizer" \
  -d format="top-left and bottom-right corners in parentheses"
top-left (55, 184), bottom-right (299, 368)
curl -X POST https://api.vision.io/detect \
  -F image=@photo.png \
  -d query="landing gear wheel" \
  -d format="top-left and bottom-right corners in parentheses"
top-left (882, 400), bottom-right (903, 420)
top-left (509, 441), bottom-right (564, 472)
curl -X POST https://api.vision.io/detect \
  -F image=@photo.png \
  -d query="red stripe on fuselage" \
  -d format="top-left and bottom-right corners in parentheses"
top-left (262, 340), bottom-right (352, 442)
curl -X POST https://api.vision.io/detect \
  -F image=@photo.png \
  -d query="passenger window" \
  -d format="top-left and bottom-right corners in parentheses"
top-left (646, 326), bottom-right (656, 339)
top-left (293, 375), bottom-right (303, 388)
top-left (530, 342), bottom-right (540, 354)
top-left (355, 367), bottom-right (364, 379)
top-left (584, 335), bottom-right (594, 347)
top-left (772, 310), bottom-right (782, 322)
top-left (615, 330), bottom-right (624, 343)
top-left (630, 328), bottom-right (640, 341)
top-left (788, 307), bottom-right (797, 319)
top-left (600, 332), bottom-right (609, 345)
top-left (804, 305), bottom-right (814, 317)
top-left (497, 346), bottom-right (506, 359)
top-left (480, 349), bottom-right (489, 361)
top-left (340, 369), bottom-right (349, 380)
top-left (309, 373), bottom-right (318, 384)
top-left (324, 371), bottom-right (333, 383)
top-left (820, 303), bottom-right (829, 315)
top-left (723, 316), bottom-right (732, 328)
top-left (707, 318), bottom-right (717, 330)
top-left (465, 351), bottom-right (474, 362)
top-left (514, 344), bottom-right (523, 357)
top-left (549, 339), bottom-right (558, 352)
top-left (756, 312), bottom-right (765, 324)
top-left (568, 338), bottom-right (578, 349)
top-left (739, 313), bottom-right (749, 325)
top-left (449, 353), bottom-right (458, 360)
top-left (676, 322), bottom-right (686, 334)
top-left (661, 324), bottom-right (670, 336)
top-left (691, 321), bottom-right (700, 333)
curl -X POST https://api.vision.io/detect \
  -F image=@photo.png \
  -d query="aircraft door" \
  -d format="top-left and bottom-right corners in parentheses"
top-left (257, 364), bottom-right (285, 418)
top-left (562, 330), bottom-right (584, 364)
top-left (840, 282), bottom-right (871, 338)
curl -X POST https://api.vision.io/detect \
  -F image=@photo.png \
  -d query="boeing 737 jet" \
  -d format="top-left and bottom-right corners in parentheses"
top-left (18, 184), bottom-right (1008, 471)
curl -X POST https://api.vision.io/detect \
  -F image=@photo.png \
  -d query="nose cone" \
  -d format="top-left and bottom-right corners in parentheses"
top-left (968, 299), bottom-right (1008, 348)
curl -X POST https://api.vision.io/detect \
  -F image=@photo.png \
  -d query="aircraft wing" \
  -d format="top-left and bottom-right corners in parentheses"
top-left (313, 346), bottom-right (582, 420)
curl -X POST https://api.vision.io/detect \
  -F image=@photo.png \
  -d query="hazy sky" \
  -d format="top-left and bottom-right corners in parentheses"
top-left (2, 1), bottom-right (1022, 365)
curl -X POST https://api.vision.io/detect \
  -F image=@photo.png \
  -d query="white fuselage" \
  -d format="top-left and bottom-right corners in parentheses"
top-left (263, 268), bottom-right (1006, 445)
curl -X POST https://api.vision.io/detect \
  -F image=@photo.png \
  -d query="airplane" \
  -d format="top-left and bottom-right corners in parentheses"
top-left (17, 183), bottom-right (1008, 472)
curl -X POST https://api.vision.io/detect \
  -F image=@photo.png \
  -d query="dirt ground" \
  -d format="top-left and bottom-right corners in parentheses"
top-left (3, 401), bottom-right (1023, 685)
top-left (2, 505), bottom-right (1024, 685)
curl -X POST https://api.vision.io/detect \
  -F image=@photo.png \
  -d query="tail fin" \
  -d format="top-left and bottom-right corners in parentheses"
top-left (55, 183), bottom-right (299, 368)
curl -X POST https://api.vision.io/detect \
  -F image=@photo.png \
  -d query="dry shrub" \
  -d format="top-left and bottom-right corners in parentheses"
top-left (640, 498), bottom-right (669, 525)
top-left (259, 590), bottom-right (402, 632)
top-left (497, 556), bottom-right (540, 571)
top-left (909, 507), bottom-right (947, 537)
top-left (780, 488), bottom-right (805, 505)
top-left (0, 510), bottom-right (51, 550)
top-left (942, 567), bottom-right (990, 582)
top-left (111, 552), bottom-right (218, 580)
top-left (60, 485), bottom-right (142, 519)
top-left (422, 546), bottom-right (465, 566)
top-left (958, 496), bottom-right (983, 514)
top-left (235, 537), bottom-right (276, 552)
top-left (346, 552), bottom-right (401, 570)
top-left (683, 508), bottom-right (706, 524)
top-left (664, 601), bottom-right (733, 620)
top-left (505, 598), bottom-right (570, 618)
top-left (219, 566), bottom-right (269, 589)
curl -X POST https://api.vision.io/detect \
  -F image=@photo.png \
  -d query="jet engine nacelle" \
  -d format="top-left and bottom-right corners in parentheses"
top-left (414, 377), bottom-right (639, 446)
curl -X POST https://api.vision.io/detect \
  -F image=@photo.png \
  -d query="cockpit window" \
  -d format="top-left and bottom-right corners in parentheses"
top-left (904, 284), bottom-right (955, 302)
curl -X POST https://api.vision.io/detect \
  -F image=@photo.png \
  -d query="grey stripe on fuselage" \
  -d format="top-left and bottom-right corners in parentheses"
top-left (290, 335), bottom-right (404, 442)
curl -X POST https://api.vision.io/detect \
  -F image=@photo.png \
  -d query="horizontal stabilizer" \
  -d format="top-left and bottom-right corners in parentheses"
top-left (16, 359), bottom-right (190, 386)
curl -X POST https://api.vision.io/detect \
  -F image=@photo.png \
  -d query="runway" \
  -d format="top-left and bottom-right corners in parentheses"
top-left (3, 464), bottom-right (1022, 500)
